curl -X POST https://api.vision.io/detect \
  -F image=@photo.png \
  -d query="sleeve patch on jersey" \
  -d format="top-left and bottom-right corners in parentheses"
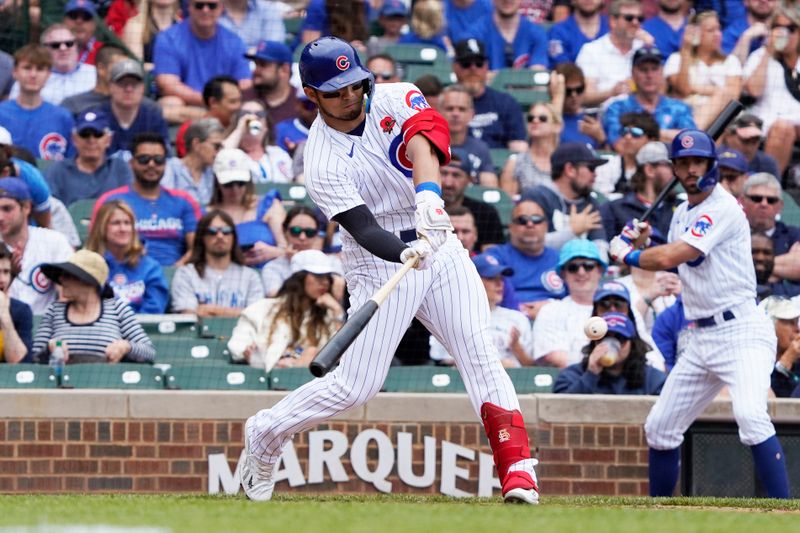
top-left (380, 115), bottom-right (396, 134)
top-left (690, 214), bottom-right (713, 238)
top-left (405, 90), bottom-right (431, 111)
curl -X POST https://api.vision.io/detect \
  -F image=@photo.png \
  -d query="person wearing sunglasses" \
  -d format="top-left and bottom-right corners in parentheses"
top-left (366, 54), bottom-right (401, 85)
top-left (723, 0), bottom-right (780, 64)
top-left (171, 209), bottom-right (263, 316)
top-left (716, 147), bottom-right (749, 199)
top-left (720, 114), bottom-right (780, 177)
top-left (62, 0), bottom-right (102, 67)
top-left (162, 117), bottom-right (224, 205)
top-left (551, 62), bottom-right (607, 150)
top-left (44, 109), bottom-right (133, 208)
top-left (547, 0), bottom-right (609, 66)
top-left (742, 6), bottom-right (800, 178)
top-left (223, 99), bottom-right (294, 182)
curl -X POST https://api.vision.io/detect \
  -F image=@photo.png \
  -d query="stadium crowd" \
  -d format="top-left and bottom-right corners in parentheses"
top-left (0, 0), bottom-right (799, 396)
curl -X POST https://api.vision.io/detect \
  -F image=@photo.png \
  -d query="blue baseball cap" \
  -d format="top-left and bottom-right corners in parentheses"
top-left (0, 178), bottom-right (31, 202)
top-left (602, 312), bottom-right (635, 339)
top-left (593, 280), bottom-right (631, 303)
top-left (74, 109), bottom-right (108, 134)
top-left (380, 0), bottom-right (408, 16)
top-left (557, 239), bottom-right (607, 272)
top-left (64, 0), bottom-right (97, 16)
top-left (245, 40), bottom-right (293, 64)
top-left (718, 147), bottom-right (748, 174)
top-left (551, 142), bottom-right (607, 170)
top-left (472, 253), bottom-right (514, 278)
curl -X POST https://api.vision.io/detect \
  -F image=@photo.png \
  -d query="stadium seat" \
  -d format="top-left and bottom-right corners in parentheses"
top-left (780, 191), bottom-right (800, 227)
top-left (384, 43), bottom-right (447, 66)
top-left (60, 363), bottom-right (165, 389)
top-left (283, 17), bottom-right (304, 46)
top-left (67, 198), bottom-right (96, 245)
top-left (199, 317), bottom-right (240, 340)
top-left (254, 182), bottom-right (316, 209)
top-left (0, 364), bottom-right (55, 389)
top-left (464, 184), bottom-right (515, 226)
top-left (382, 367), bottom-right (467, 393)
top-left (505, 368), bottom-right (560, 394)
top-left (164, 364), bottom-right (268, 390)
top-left (489, 148), bottom-right (513, 173)
top-left (161, 266), bottom-right (177, 288)
top-left (267, 367), bottom-right (317, 391)
top-left (489, 69), bottom-right (551, 110)
top-left (403, 63), bottom-right (456, 86)
top-left (151, 337), bottom-right (232, 365)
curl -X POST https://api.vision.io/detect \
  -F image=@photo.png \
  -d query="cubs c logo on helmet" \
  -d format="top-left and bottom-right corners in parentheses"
top-left (681, 135), bottom-right (694, 148)
top-left (335, 55), bottom-right (350, 71)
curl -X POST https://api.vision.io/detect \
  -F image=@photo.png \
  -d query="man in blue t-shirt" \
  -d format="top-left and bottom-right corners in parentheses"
top-left (445, 0), bottom-right (493, 43)
top-left (93, 133), bottom-right (201, 267)
top-left (547, 0), bottom-right (609, 66)
top-left (467, 0), bottom-right (548, 70)
top-left (641, 0), bottom-right (688, 59)
top-left (721, 0), bottom-right (775, 60)
top-left (0, 45), bottom-right (74, 161)
top-left (440, 84), bottom-right (497, 185)
top-left (153, 0), bottom-right (251, 124)
top-left (553, 62), bottom-right (607, 149)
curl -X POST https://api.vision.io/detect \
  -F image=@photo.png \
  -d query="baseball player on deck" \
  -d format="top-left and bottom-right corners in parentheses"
top-left (609, 129), bottom-right (790, 498)
top-left (239, 37), bottom-right (540, 504)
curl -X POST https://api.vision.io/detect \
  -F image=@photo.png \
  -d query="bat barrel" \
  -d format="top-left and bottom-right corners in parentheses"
top-left (309, 301), bottom-right (380, 378)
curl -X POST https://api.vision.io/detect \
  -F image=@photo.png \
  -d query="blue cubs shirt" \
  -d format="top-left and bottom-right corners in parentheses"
top-left (548, 14), bottom-right (609, 66)
top-left (471, 17), bottom-right (549, 70)
top-left (0, 100), bottom-right (74, 160)
top-left (445, 0), bottom-right (493, 43)
top-left (275, 118), bottom-right (310, 153)
top-left (642, 16), bottom-right (686, 58)
top-left (487, 243), bottom-right (566, 303)
top-left (105, 252), bottom-right (169, 314)
top-left (603, 95), bottom-right (696, 144)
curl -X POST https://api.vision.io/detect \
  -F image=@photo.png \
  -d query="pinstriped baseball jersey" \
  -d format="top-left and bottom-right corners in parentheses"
top-left (668, 185), bottom-right (756, 320)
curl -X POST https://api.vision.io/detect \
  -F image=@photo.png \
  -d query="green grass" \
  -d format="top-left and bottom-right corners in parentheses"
top-left (0, 494), bottom-right (798, 533)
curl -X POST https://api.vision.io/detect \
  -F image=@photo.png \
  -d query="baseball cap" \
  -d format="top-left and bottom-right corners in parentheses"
top-left (636, 141), bottom-right (670, 166)
top-left (551, 142), bottom-right (608, 170)
top-left (718, 148), bottom-right (748, 173)
top-left (213, 149), bottom-right (253, 185)
top-left (290, 249), bottom-right (335, 275)
top-left (443, 154), bottom-right (470, 175)
top-left (64, 0), bottom-right (97, 16)
top-left (633, 45), bottom-right (664, 66)
top-left (110, 59), bottom-right (144, 83)
top-left (454, 39), bottom-right (487, 61)
top-left (42, 249), bottom-right (108, 290)
top-left (245, 40), bottom-right (293, 64)
top-left (731, 113), bottom-right (763, 139)
top-left (0, 178), bottom-right (31, 202)
top-left (472, 253), bottom-right (514, 278)
top-left (602, 312), bottom-right (635, 339)
top-left (0, 126), bottom-right (11, 146)
top-left (759, 296), bottom-right (800, 321)
top-left (380, 0), bottom-right (408, 17)
top-left (557, 239), bottom-right (607, 272)
top-left (593, 281), bottom-right (631, 304)
top-left (74, 109), bottom-right (108, 134)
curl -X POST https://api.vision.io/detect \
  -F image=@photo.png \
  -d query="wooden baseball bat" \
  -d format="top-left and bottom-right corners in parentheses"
top-left (309, 259), bottom-right (417, 378)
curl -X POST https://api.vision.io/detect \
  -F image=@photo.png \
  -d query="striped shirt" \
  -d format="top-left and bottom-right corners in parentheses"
top-left (33, 298), bottom-right (155, 364)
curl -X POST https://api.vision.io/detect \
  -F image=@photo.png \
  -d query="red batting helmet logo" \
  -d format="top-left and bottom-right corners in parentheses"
top-left (335, 55), bottom-right (350, 71)
top-left (681, 135), bottom-right (694, 148)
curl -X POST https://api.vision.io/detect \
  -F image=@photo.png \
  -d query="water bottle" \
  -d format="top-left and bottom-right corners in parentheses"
top-left (247, 120), bottom-right (263, 136)
top-left (775, 27), bottom-right (789, 53)
top-left (49, 340), bottom-right (65, 387)
top-left (598, 337), bottom-right (621, 368)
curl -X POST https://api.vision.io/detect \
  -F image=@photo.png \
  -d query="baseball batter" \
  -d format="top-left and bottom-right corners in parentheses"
top-left (240, 37), bottom-right (540, 504)
top-left (610, 129), bottom-right (790, 498)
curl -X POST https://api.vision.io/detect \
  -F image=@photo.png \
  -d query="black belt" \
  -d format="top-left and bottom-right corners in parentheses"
top-left (695, 310), bottom-right (736, 328)
top-left (398, 229), bottom-right (417, 243)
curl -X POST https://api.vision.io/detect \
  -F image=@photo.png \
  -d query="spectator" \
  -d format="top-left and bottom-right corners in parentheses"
top-left (665, 11), bottom-right (743, 130)
top-left (720, 114), bottom-right (780, 177)
top-left (0, 246), bottom-right (33, 364)
top-left (440, 84), bottom-right (497, 186)
top-left (45, 109), bottom-right (133, 207)
top-left (446, 0), bottom-right (494, 44)
top-left (0, 51), bottom-right (13, 99)
top-left (441, 154), bottom-right (505, 251)
top-left (399, 0), bottom-right (451, 52)
top-left (693, 0), bottom-right (747, 31)
top-left (486, 199), bottom-right (566, 318)
top-left (532, 238), bottom-right (605, 367)
top-left (576, 0), bottom-right (652, 106)
top-left (0, 133), bottom-right (55, 229)
top-left (468, 0), bottom-right (547, 70)
top-left (650, 295), bottom-right (689, 372)
top-left (170, 209), bottom-right (264, 316)
top-left (446, 205), bottom-right (480, 254)
top-left (367, 54), bottom-right (402, 85)
top-left (163, 117), bottom-right (224, 205)
top-left (724, 0), bottom-right (777, 63)
top-left (218, 0), bottom-right (286, 48)
top-left (717, 147), bottom-right (749, 199)
top-left (63, 0), bottom-right (103, 66)
top-left (61, 45), bottom-right (128, 116)
top-left (366, 0), bottom-right (408, 56)
top-left (85, 200), bottom-right (169, 314)
top-left (175, 75), bottom-right (243, 158)
top-left (597, 111), bottom-right (660, 195)
top-left (228, 249), bottom-right (343, 370)
top-left (752, 232), bottom-right (799, 299)
top-left (153, 0), bottom-right (251, 124)
top-left (115, 0), bottom-right (182, 64)
top-left (603, 45), bottom-right (696, 145)
top-left (500, 102), bottom-right (562, 196)
top-left (274, 87), bottom-right (318, 156)
top-left (760, 296), bottom-right (800, 397)
top-left (0, 178), bottom-right (74, 315)
top-left (600, 141), bottom-right (678, 239)
top-left (9, 24), bottom-right (96, 105)
top-left (642, 0), bottom-right (689, 58)
top-left (554, 311), bottom-right (666, 394)
top-left (431, 252), bottom-right (534, 367)
top-left (551, 62), bottom-right (606, 149)
top-left (0, 44), bottom-right (74, 161)
top-left (98, 59), bottom-right (171, 157)
top-left (93, 132), bottom-right (201, 267)
top-left (521, 142), bottom-right (607, 251)
top-left (547, 0), bottom-right (609, 66)
top-left (240, 40), bottom-right (298, 125)
top-left (453, 39), bottom-right (528, 151)
top-left (34, 249), bottom-right (155, 364)
top-left (743, 5), bottom-right (800, 177)
top-left (224, 99), bottom-right (294, 183)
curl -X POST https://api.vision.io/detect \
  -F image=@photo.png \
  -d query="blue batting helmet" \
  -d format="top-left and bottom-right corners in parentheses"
top-left (670, 129), bottom-right (719, 192)
top-left (299, 37), bottom-right (374, 97)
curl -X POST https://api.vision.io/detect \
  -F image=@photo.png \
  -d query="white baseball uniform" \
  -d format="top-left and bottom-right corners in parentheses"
top-left (247, 84), bottom-right (536, 477)
top-left (645, 185), bottom-right (777, 449)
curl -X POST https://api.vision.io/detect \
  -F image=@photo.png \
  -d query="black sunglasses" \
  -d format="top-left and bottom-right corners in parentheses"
top-left (565, 85), bottom-right (585, 97)
top-left (78, 130), bottom-right (104, 139)
top-left (133, 154), bottom-right (167, 165)
top-left (618, 14), bottom-right (645, 23)
top-left (457, 58), bottom-right (485, 69)
top-left (373, 71), bottom-right (394, 80)
top-left (45, 40), bottom-right (75, 50)
top-left (746, 194), bottom-right (780, 205)
top-left (240, 110), bottom-right (267, 119)
top-left (205, 226), bottom-right (234, 236)
top-left (319, 81), bottom-right (365, 99)
top-left (527, 114), bottom-right (549, 123)
top-left (66, 10), bottom-right (93, 21)
top-left (621, 126), bottom-right (645, 138)
top-left (512, 214), bottom-right (546, 226)
top-left (221, 181), bottom-right (248, 188)
top-left (772, 23), bottom-right (798, 33)
top-left (289, 226), bottom-right (317, 238)
top-left (193, 1), bottom-right (219, 9)
top-left (597, 297), bottom-right (629, 311)
top-left (564, 261), bottom-right (598, 274)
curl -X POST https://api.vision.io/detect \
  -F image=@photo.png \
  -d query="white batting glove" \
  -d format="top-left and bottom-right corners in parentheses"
top-left (400, 239), bottom-right (434, 270)
top-left (609, 235), bottom-right (635, 264)
top-left (621, 218), bottom-right (652, 248)
top-left (415, 190), bottom-right (453, 252)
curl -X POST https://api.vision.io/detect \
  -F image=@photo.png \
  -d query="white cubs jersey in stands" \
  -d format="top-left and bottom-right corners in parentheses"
top-left (8, 227), bottom-right (73, 315)
top-left (667, 185), bottom-right (755, 320)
